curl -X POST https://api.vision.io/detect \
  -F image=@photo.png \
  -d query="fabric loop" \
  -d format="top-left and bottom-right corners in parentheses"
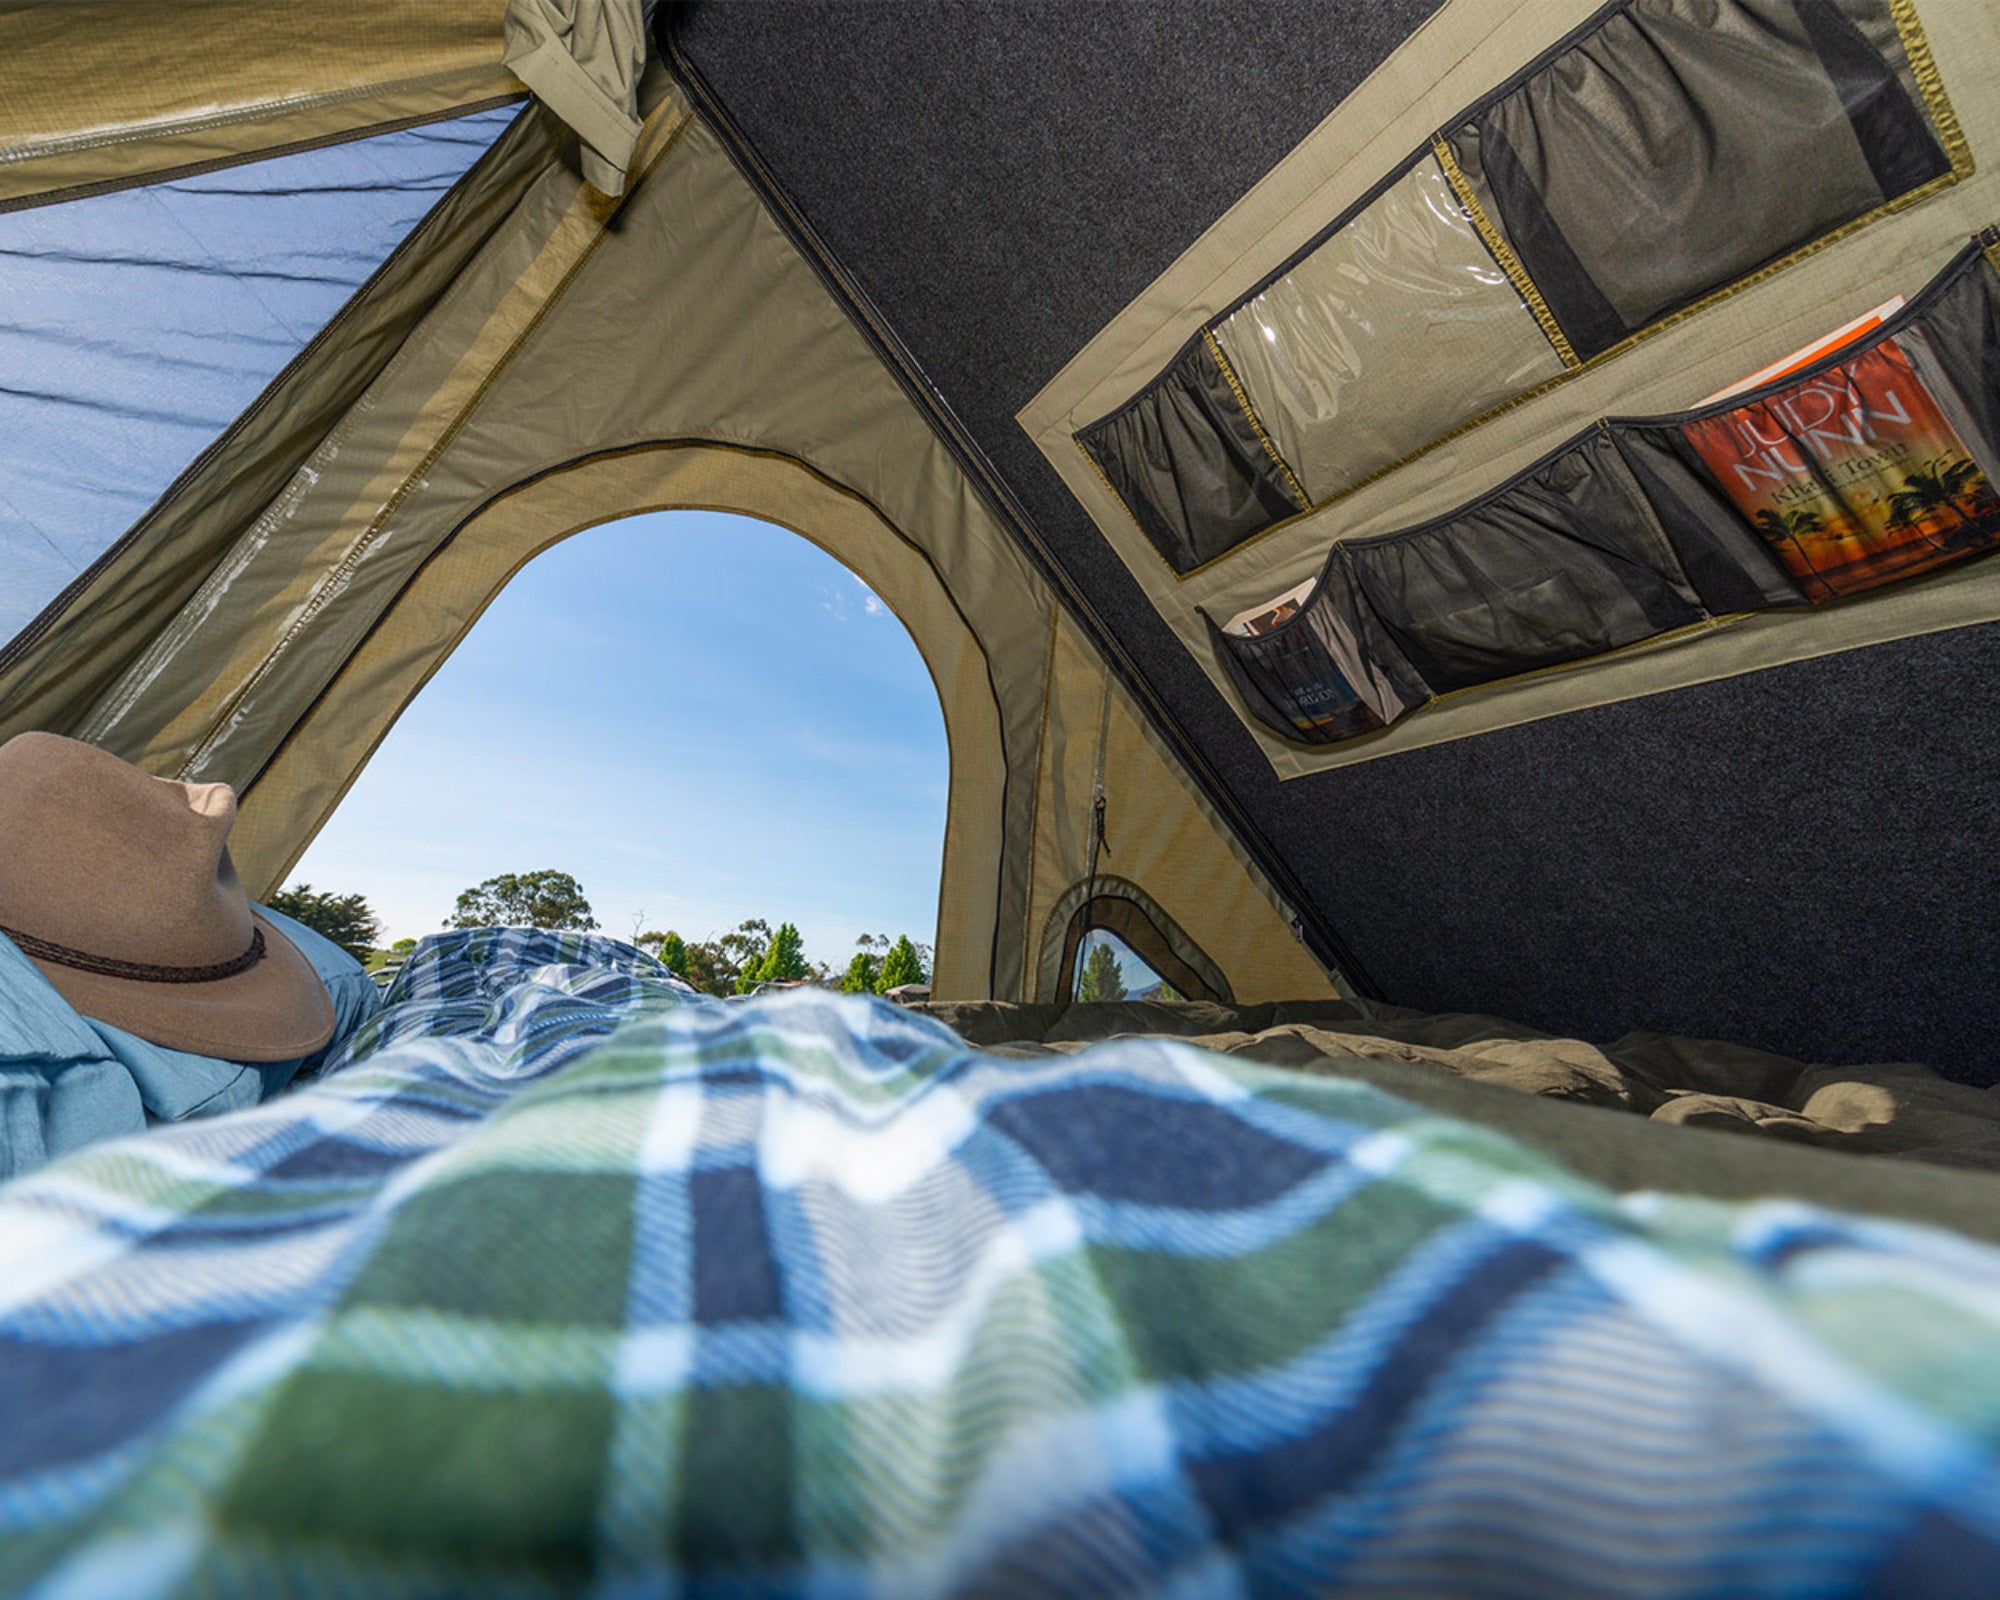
top-left (503, 0), bottom-right (645, 195)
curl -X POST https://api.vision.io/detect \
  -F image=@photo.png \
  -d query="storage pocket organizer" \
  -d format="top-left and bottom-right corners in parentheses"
top-left (1078, 335), bottom-right (1310, 574)
top-left (1207, 156), bottom-right (1568, 506)
top-left (1214, 234), bottom-right (2000, 748)
top-left (1078, 0), bottom-right (1964, 577)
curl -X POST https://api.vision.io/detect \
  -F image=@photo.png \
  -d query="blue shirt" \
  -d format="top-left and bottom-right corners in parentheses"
top-left (0, 907), bottom-right (380, 1180)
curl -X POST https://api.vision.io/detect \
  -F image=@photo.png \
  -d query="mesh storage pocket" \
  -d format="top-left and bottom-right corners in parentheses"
top-left (1443, 0), bottom-right (1956, 360)
top-left (1208, 570), bottom-right (1426, 746)
top-left (1077, 335), bottom-right (1307, 574)
top-left (1346, 429), bottom-right (1703, 693)
top-left (1612, 427), bottom-right (1808, 615)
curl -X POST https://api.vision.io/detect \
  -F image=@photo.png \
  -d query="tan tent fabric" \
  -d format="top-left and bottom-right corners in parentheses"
top-left (0, 82), bottom-right (1334, 1000)
top-left (502, 0), bottom-right (645, 195)
top-left (1023, 611), bottom-right (1338, 1005)
top-left (1020, 0), bottom-right (2000, 777)
top-left (227, 445), bottom-right (1014, 1001)
top-left (0, 103), bottom-right (566, 741)
top-left (0, 1), bottom-right (520, 211)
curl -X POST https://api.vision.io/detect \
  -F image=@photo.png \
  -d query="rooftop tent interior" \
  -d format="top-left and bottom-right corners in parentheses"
top-left (1, 0), bottom-right (1998, 1085)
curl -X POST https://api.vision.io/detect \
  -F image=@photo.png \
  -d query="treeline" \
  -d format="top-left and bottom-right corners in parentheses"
top-left (268, 873), bottom-right (930, 998)
top-left (638, 922), bottom-right (930, 998)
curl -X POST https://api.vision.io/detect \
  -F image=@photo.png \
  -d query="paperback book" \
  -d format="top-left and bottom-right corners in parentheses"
top-left (1682, 327), bottom-right (2000, 600)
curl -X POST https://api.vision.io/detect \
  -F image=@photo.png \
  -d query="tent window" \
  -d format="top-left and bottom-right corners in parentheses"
top-left (0, 106), bottom-right (519, 648)
top-left (1044, 878), bottom-right (1231, 1006)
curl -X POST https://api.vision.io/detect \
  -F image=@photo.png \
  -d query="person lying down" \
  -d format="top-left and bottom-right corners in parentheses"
top-left (0, 732), bottom-right (378, 1178)
top-left (1, 731), bottom-right (1999, 1594)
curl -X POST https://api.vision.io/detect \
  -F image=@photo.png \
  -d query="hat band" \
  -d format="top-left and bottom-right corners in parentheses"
top-left (0, 922), bottom-right (266, 984)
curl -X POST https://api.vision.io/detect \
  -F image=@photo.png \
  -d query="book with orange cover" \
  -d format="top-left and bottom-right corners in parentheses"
top-left (1682, 328), bottom-right (2000, 600)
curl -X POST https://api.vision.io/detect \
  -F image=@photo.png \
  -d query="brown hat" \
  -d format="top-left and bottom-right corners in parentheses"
top-left (0, 732), bottom-right (334, 1062)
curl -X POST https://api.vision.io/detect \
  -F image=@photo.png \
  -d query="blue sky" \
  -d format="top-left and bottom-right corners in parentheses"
top-left (289, 512), bottom-right (949, 968)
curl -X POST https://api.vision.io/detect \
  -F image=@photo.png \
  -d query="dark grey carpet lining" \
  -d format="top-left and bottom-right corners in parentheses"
top-left (672, 0), bottom-right (2000, 1084)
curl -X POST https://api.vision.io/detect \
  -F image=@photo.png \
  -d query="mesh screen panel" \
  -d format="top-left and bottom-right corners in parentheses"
top-left (0, 106), bottom-right (518, 647)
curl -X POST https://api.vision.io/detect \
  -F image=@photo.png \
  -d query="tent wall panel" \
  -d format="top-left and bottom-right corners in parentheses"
top-left (0, 103), bottom-right (566, 739)
top-left (0, 2), bottom-right (521, 211)
top-left (7, 76), bottom-right (1329, 1004)
top-left (1023, 611), bottom-right (1339, 1006)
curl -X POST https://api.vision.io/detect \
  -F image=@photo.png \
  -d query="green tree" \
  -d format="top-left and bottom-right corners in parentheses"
top-left (390, 937), bottom-right (418, 959)
top-left (445, 870), bottom-right (598, 931)
top-left (679, 938), bottom-right (734, 996)
top-left (267, 883), bottom-right (382, 963)
top-left (877, 934), bottom-right (927, 992)
top-left (839, 951), bottom-right (880, 993)
top-left (719, 918), bottom-right (771, 976)
top-left (1077, 939), bottom-right (1127, 1003)
top-left (656, 931), bottom-right (691, 980)
top-left (743, 921), bottom-right (809, 990)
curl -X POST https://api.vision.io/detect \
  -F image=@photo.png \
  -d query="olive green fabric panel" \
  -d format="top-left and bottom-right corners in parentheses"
top-left (227, 447), bottom-right (1014, 1001)
top-left (1213, 156), bottom-right (1565, 502)
top-left (0, 102), bottom-right (566, 750)
top-left (0, 1), bottom-right (519, 211)
top-left (1023, 613), bottom-right (1338, 1005)
top-left (53, 92), bottom-right (1072, 997)
top-left (67, 101), bottom-right (683, 768)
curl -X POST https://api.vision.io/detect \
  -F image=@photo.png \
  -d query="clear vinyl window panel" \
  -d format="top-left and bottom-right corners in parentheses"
top-left (0, 106), bottom-right (518, 647)
top-left (1212, 157), bottom-right (1564, 504)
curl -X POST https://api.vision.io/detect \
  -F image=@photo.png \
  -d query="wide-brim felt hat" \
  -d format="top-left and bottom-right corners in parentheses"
top-left (0, 732), bottom-right (334, 1062)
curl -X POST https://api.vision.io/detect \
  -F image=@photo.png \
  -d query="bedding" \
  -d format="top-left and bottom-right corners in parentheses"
top-left (1, 928), bottom-right (1998, 1595)
top-left (922, 998), bottom-right (2000, 1175)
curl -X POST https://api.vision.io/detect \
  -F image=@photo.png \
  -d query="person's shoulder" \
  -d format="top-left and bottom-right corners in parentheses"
top-left (256, 906), bottom-right (383, 1043)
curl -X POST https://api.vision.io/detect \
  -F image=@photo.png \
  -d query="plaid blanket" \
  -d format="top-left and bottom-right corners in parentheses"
top-left (2, 928), bottom-right (1998, 1596)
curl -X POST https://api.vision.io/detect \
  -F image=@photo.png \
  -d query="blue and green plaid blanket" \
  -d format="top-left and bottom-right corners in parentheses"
top-left (2, 928), bottom-right (1998, 1596)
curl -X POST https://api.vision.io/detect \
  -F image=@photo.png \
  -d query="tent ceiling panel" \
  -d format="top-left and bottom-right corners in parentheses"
top-left (670, 0), bottom-right (2000, 1078)
top-left (0, 105), bottom-right (523, 647)
top-left (0, 1), bottom-right (519, 211)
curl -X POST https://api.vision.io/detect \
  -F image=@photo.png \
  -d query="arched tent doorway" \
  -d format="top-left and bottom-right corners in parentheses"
top-left (236, 445), bottom-right (1009, 998)
top-left (285, 507), bottom-right (952, 973)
